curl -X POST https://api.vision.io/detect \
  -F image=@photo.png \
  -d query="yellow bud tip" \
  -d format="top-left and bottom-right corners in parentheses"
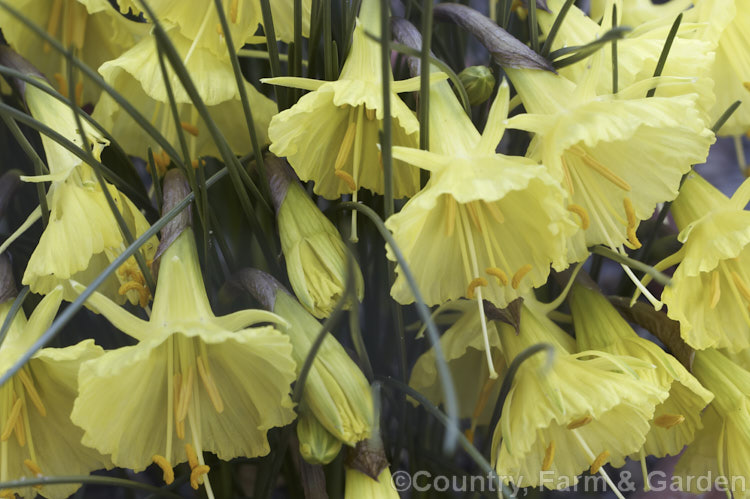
top-left (589, 450), bottom-right (610, 474)
top-left (230, 0), bottom-right (238, 23)
top-left (486, 267), bottom-right (508, 286)
top-left (466, 277), bottom-right (489, 299)
top-left (190, 465), bottom-right (211, 490)
top-left (152, 455), bottom-right (174, 485)
top-left (654, 414), bottom-right (685, 429)
top-left (185, 443), bottom-right (199, 470)
top-left (335, 121), bottom-right (357, 171)
top-left (1, 398), bottom-right (22, 441)
top-left (566, 415), bottom-right (593, 430)
top-left (566, 204), bottom-right (590, 230)
top-left (53, 73), bottom-right (68, 97)
top-left (180, 122), bottom-right (200, 137)
top-left (23, 459), bottom-right (42, 477)
top-left (334, 170), bottom-right (357, 191)
top-left (542, 441), bottom-right (555, 471)
top-left (511, 264), bottom-right (533, 290)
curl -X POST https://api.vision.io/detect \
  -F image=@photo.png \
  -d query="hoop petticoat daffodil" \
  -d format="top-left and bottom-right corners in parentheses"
top-left (264, 0), bottom-right (435, 200)
top-left (675, 349), bottom-right (750, 496)
top-left (505, 63), bottom-right (714, 254)
top-left (651, 173), bottom-right (750, 352)
top-left (570, 283), bottom-right (713, 461)
top-left (93, 25), bottom-right (276, 163)
top-left (0, 288), bottom-right (108, 499)
top-left (0, 0), bottom-right (145, 106)
top-left (0, 75), bottom-right (158, 306)
top-left (70, 230), bottom-right (297, 497)
top-left (492, 300), bottom-right (668, 490)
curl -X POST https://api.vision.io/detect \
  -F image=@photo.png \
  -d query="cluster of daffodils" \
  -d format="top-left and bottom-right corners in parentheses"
top-left (0, 0), bottom-right (748, 497)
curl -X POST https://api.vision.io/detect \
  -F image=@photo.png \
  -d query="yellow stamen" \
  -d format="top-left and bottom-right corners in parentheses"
top-left (365, 107), bottom-right (376, 120)
top-left (118, 281), bottom-right (150, 308)
top-left (190, 464), bottom-right (211, 490)
top-left (464, 427), bottom-right (475, 442)
top-left (484, 201), bottom-right (504, 223)
top-left (173, 373), bottom-right (185, 440)
top-left (75, 81), bottom-right (84, 107)
top-left (511, 264), bottom-right (533, 290)
top-left (152, 455), bottom-right (174, 485)
top-left (486, 267), bottom-right (508, 286)
top-left (185, 443), bottom-right (199, 470)
top-left (191, 159), bottom-right (205, 169)
top-left (197, 356), bottom-right (224, 413)
top-left (566, 204), bottom-right (590, 229)
top-left (466, 277), bottom-right (488, 299)
top-left (466, 202), bottom-right (482, 231)
top-left (176, 420), bottom-right (185, 440)
top-left (230, 0), bottom-right (239, 23)
top-left (14, 411), bottom-right (25, 447)
top-left (334, 170), bottom-right (357, 190)
top-left (181, 122), bottom-right (200, 137)
top-left (744, 82), bottom-right (750, 92)
top-left (542, 441), bottom-right (555, 471)
top-left (654, 414), bottom-right (685, 429)
top-left (44, 0), bottom-right (64, 52)
top-left (627, 226), bottom-right (642, 249)
top-left (23, 459), bottom-right (42, 476)
top-left (710, 271), bottom-right (721, 309)
top-left (589, 450), bottom-right (610, 474)
top-left (53, 73), bottom-right (68, 97)
top-left (0, 490), bottom-right (14, 497)
top-left (560, 156), bottom-right (574, 194)
top-left (334, 121), bottom-right (357, 171)
top-left (177, 367), bottom-right (195, 424)
top-left (216, 23), bottom-right (224, 36)
top-left (570, 146), bottom-right (631, 191)
top-left (18, 370), bottom-right (45, 417)
top-left (567, 415), bottom-right (593, 430)
top-left (445, 198), bottom-right (456, 237)
top-left (1, 398), bottom-right (22, 441)
top-left (623, 198), bottom-right (637, 228)
top-left (731, 271), bottom-right (750, 303)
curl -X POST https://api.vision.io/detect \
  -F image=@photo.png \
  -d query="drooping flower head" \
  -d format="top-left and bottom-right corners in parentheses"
top-left (660, 172), bottom-right (750, 351)
top-left (265, 0), bottom-right (423, 199)
top-left (0, 62), bottom-right (158, 306)
top-left (491, 299), bottom-right (668, 489)
top-left (239, 269), bottom-right (374, 447)
top-left (570, 282), bottom-right (713, 461)
top-left (0, 257), bottom-right (107, 499)
top-left (71, 171), bottom-right (298, 496)
top-left (675, 349), bottom-right (750, 495)
top-left (0, 0), bottom-right (144, 105)
top-left (506, 50), bottom-right (714, 254)
top-left (266, 154), bottom-right (364, 319)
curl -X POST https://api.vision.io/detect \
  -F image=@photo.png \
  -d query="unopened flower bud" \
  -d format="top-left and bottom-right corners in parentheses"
top-left (459, 65), bottom-right (496, 105)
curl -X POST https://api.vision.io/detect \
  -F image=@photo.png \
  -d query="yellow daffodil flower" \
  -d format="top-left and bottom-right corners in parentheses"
top-left (93, 25), bottom-right (276, 163)
top-left (267, 156), bottom-right (364, 318)
top-left (0, 0), bottom-right (144, 105)
top-left (674, 349), bottom-right (750, 496)
top-left (590, 0), bottom-right (692, 28)
top-left (656, 172), bottom-right (750, 351)
top-left (0, 285), bottom-right (107, 499)
top-left (264, 0), bottom-right (423, 199)
top-left (241, 269), bottom-right (374, 446)
top-left (686, 0), bottom-right (750, 135)
top-left (491, 300), bottom-right (668, 490)
top-left (0, 76), bottom-right (158, 306)
top-left (70, 228), bottom-right (298, 498)
top-left (570, 283), bottom-right (713, 463)
top-left (506, 60), bottom-right (714, 254)
top-left (537, 0), bottom-right (715, 120)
